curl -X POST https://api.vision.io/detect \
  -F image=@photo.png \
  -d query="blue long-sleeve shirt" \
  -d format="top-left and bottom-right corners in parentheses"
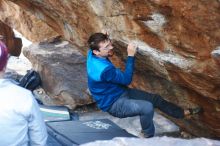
top-left (87, 50), bottom-right (135, 111)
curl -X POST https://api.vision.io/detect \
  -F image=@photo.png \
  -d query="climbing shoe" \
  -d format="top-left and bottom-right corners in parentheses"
top-left (188, 107), bottom-right (203, 115)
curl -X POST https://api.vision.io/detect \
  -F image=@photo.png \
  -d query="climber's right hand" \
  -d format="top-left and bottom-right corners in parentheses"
top-left (127, 43), bottom-right (137, 56)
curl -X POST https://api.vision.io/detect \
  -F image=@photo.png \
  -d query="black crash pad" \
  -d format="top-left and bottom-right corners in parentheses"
top-left (46, 119), bottom-right (136, 145)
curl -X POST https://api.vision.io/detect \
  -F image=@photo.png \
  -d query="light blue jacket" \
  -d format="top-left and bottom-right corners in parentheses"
top-left (0, 79), bottom-right (47, 146)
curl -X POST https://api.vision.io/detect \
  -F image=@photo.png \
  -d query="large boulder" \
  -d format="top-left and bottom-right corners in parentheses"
top-left (3, 0), bottom-right (220, 137)
top-left (23, 40), bottom-right (92, 109)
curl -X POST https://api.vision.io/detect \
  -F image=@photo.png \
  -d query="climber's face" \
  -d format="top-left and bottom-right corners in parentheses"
top-left (93, 39), bottom-right (114, 57)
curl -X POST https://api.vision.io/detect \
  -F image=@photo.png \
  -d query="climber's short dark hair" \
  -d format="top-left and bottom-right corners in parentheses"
top-left (88, 33), bottom-right (109, 51)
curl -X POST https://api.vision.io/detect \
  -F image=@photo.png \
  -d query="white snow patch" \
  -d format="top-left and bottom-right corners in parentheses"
top-left (154, 112), bottom-right (179, 134)
top-left (82, 136), bottom-right (220, 146)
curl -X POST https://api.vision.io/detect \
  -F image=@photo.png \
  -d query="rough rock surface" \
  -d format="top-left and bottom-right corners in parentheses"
top-left (0, 21), bottom-right (22, 56)
top-left (23, 41), bottom-right (92, 109)
top-left (0, 0), bottom-right (59, 42)
top-left (2, 0), bottom-right (220, 137)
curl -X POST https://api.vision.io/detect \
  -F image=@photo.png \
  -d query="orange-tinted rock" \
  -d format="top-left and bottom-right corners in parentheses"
top-left (0, 0), bottom-right (59, 42)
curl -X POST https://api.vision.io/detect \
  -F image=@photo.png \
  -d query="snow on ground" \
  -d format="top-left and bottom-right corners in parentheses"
top-left (81, 136), bottom-right (220, 146)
